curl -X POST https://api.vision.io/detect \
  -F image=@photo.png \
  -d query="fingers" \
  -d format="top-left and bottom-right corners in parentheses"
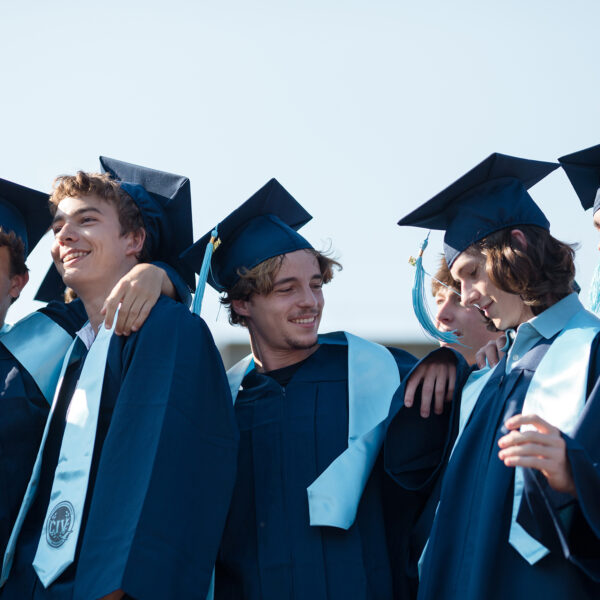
top-left (475, 349), bottom-right (487, 369)
top-left (404, 365), bottom-right (425, 408)
top-left (496, 333), bottom-right (508, 353)
top-left (498, 428), bottom-right (561, 449)
top-left (405, 358), bottom-right (456, 417)
top-left (475, 339), bottom-right (503, 369)
top-left (504, 413), bottom-right (557, 435)
top-left (104, 264), bottom-right (163, 336)
top-left (499, 454), bottom-right (553, 470)
top-left (102, 283), bottom-right (126, 330)
top-left (446, 364), bottom-right (456, 402)
top-left (485, 345), bottom-right (500, 367)
top-left (118, 299), bottom-right (151, 335)
top-left (433, 369), bottom-right (448, 415)
top-left (420, 369), bottom-right (437, 418)
top-left (499, 441), bottom-right (560, 460)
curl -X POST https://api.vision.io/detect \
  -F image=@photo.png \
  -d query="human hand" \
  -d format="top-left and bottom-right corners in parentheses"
top-left (404, 349), bottom-right (457, 418)
top-left (102, 263), bottom-right (173, 335)
top-left (498, 413), bottom-right (577, 496)
top-left (475, 334), bottom-right (507, 369)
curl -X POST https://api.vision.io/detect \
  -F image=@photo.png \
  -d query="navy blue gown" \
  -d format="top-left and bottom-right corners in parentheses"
top-left (0, 300), bottom-right (87, 558)
top-left (2, 297), bottom-right (239, 600)
top-left (386, 338), bottom-right (600, 600)
top-left (215, 342), bottom-right (419, 600)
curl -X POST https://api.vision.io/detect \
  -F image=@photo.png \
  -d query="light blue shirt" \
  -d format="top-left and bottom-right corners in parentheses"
top-left (505, 293), bottom-right (582, 374)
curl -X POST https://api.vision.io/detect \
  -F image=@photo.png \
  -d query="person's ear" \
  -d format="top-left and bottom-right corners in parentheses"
top-left (9, 271), bottom-right (29, 301)
top-left (125, 228), bottom-right (146, 257)
top-left (232, 298), bottom-right (251, 318)
top-left (510, 229), bottom-right (527, 250)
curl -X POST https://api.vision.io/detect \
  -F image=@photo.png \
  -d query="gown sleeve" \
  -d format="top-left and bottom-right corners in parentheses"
top-left (73, 299), bottom-right (239, 600)
top-left (518, 333), bottom-right (600, 581)
top-left (384, 347), bottom-right (471, 492)
top-left (152, 260), bottom-right (192, 308)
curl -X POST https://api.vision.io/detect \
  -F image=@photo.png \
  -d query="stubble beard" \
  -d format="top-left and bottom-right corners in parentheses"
top-left (283, 333), bottom-right (319, 351)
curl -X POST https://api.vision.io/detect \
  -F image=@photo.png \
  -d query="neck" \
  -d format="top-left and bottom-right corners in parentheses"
top-left (249, 335), bottom-right (319, 372)
top-left (72, 262), bottom-right (137, 332)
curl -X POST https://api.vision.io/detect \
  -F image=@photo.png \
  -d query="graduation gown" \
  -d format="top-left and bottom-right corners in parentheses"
top-left (387, 337), bottom-right (600, 600)
top-left (215, 342), bottom-right (419, 600)
top-left (2, 296), bottom-right (238, 600)
top-left (0, 300), bottom-right (87, 557)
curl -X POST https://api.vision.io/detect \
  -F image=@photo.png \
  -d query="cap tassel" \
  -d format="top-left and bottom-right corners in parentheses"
top-left (192, 227), bottom-right (220, 316)
top-left (589, 263), bottom-right (600, 315)
top-left (409, 233), bottom-right (462, 345)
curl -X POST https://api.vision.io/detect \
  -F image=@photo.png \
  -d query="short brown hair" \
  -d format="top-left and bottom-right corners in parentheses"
top-left (0, 230), bottom-right (27, 277)
top-left (221, 249), bottom-right (342, 326)
top-left (49, 171), bottom-right (150, 262)
top-left (431, 255), bottom-right (459, 297)
top-left (470, 225), bottom-right (576, 315)
top-left (0, 230), bottom-right (28, 304)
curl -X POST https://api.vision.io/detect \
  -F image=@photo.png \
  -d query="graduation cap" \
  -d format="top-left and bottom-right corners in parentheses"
top-left (180, 178), bottom-right (313, 314)
top-left (558, 144), bottom-right (600, 213)
top-left (399, 152), bottom-right (558, 343)
top-left (0, 178), bottom-right (50, 257)
top-left (35, 157), bottom-right (194, 302)
top-left (399, 152), bottom-right (558, 268)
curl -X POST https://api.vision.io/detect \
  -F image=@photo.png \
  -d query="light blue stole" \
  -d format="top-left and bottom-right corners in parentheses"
top-left (0, 312), bottom-right (73, 403)
top-left (418, 362), bottom-right (499, 576)
top-left (0, 334), bottom-right (82, 586)
top-left (508, 307), bottom-right (600, 563)
top-left (226, 332), bottom-right (401, 530)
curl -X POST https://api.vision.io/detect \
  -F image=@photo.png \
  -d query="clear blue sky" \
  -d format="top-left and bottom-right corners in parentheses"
top-left (1, 0), bottom-right (599, 345)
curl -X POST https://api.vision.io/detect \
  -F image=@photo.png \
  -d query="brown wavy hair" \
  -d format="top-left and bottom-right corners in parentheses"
top-left (431, 255), bottom-right (460, 296)
top-left (470, 225), bottom-right (576, 315)
top-left (221, 249), bottom-right (342, 326)
top-left (49, 171), bottom-right (150, 262)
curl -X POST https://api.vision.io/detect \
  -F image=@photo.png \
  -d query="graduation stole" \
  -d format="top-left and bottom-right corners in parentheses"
top-left (449, 363), bottom-right (499, 460)
top-left (0, 318), bottom-right (116, 587)
top-left (509, 306), bottom-right (600, 564)
top-left (226, 331), bottom-right (401, 530)
top-left (0, 312), bottom-right (73, 403)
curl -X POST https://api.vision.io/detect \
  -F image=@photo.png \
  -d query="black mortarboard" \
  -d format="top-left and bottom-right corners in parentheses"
top-left (0, 178), bottom-right (49, 257)
top-left (35, 157), bottom-right (194, 302)
top-left (558, 144), bottom-right (600, 213)
top-left (181, 178), bottom-right (312, 312)
top-left (398, 153), bottom-right (558, 267)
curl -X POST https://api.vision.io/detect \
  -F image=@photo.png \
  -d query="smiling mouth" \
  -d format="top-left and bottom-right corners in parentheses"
top-left (62, 250), bottom-right (90, 265)
top-left (290, 315), bottom-right (318, 325)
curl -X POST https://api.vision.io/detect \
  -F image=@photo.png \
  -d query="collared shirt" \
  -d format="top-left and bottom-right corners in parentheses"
top-left (504, 293), bottom-right (582, 374)
top-left (75, 322), bottom-right (96, 351)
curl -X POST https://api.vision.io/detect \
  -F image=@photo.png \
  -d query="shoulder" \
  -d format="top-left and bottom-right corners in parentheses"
top-left (39, 298), bottom-right (87, 337)
top-left (123, 296), bottom-right (216, 350)
top-left (386, 346), bottom-right (419, 374)
top-left (142, 295), bottom-right (208, 330)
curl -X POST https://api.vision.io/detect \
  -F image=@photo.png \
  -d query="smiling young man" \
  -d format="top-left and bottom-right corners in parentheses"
top-left (0, 177), bottom-right (184, 564)
top-left (432, 258), bottom-right (503, 365)
top-left (0, 160), bottom-right (238, 600)
top-left (384, 153), bottom-right (600, 600)
top-left (182, 179), bottom-right (420, 600)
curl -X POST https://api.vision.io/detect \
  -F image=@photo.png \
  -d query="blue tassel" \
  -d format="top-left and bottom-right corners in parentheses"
top-left (589, 262), bottom-right (600, 315)
top-left (192, 227), bottom-right (219, 316)
top-left (410, 233), bottom-right (462, 345)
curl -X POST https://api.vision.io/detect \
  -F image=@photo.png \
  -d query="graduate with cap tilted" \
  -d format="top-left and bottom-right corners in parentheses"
top-left (0, 174), bottom-right (193, 564)
top-left (181, 179), bottom-right (425, 599)
top-left (0, 158), bottom-right (238, 600)
top-left (384, 153), bottom-right (600, 599)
